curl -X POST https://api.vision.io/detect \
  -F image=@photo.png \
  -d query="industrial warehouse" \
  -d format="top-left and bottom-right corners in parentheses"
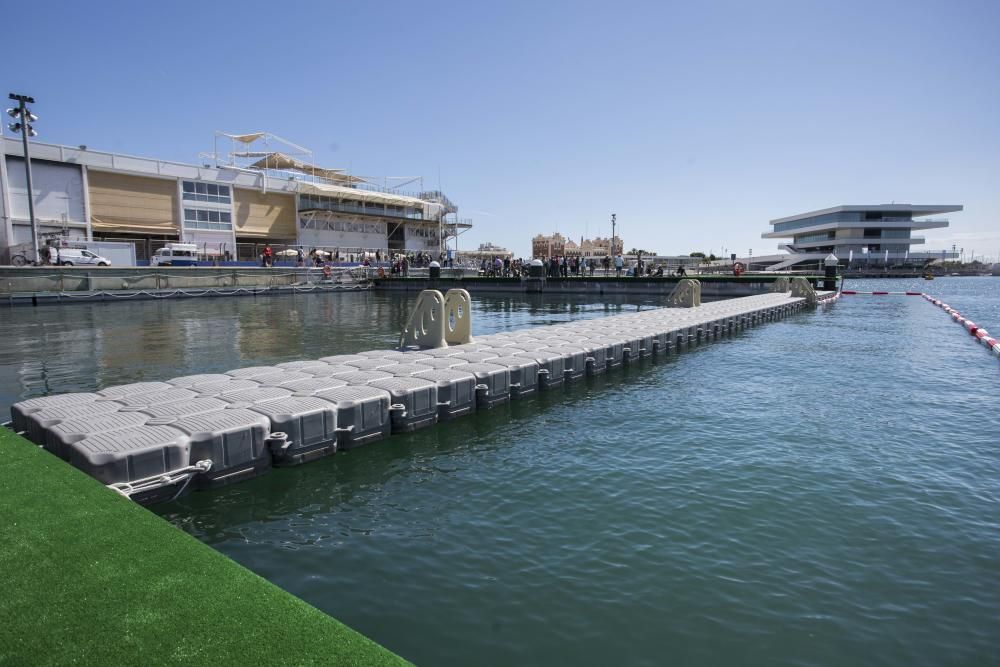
top-left (0, 131), bottom-right (470, 264)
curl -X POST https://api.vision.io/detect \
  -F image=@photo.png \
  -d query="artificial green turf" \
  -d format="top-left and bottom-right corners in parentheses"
top-left (0, 430), bottom-right (409, 666)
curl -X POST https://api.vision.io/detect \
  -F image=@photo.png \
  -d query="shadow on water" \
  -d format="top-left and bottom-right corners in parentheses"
top-left (0, 290), bottom-right (662, 414)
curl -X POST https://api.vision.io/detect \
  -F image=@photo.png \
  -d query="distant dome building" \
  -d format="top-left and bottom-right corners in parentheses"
top-left (532, 232), bottom-right (622, 258)
top-left (463, 241), bottom-right (512, 261)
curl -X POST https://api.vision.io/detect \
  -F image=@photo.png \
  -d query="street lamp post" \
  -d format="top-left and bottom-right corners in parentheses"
top-left (610, 213), bottom-right (616, 276)
top-left (6, 93), bottom-right (39, 264)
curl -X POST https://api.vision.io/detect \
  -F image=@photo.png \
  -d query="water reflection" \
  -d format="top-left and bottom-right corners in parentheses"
top-left (0, 291), bottom-right (658, 416)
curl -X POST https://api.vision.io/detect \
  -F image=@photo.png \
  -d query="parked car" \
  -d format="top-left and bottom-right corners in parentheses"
top-left (150, 244), bottom-right (198, 267)
top-left (53, 248), bottom-right (111, 266)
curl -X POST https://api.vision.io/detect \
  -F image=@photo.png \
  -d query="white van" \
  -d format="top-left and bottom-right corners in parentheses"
top-left (52, 248), bottom-right (111, 266)
top-left (150, 244), bottom-right (199, 267)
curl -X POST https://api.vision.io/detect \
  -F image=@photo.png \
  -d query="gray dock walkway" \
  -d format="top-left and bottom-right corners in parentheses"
top-left (8, 292), bottom-right (820, 503)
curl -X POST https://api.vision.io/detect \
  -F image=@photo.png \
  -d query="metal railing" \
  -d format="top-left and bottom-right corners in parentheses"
top-left (254, 167), bottom-right (430, 199)
top-left (299, 200), bottom-right (425, 220)
top-left (418, 190), bottom-right (457, 211)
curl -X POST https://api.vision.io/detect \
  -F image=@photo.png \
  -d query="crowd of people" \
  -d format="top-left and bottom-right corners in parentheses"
top-left (256, 245), bottom-right (691, 279)
top-left (478, 256), bottom-right (526, 277)
top-left (258, 246), bottom-right (458, 270)
top-left (490, 254), bottom-right (689, 278)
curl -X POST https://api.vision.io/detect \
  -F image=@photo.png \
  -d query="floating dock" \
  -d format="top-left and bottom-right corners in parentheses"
top-left (8, 292), bottom-right (822, 503)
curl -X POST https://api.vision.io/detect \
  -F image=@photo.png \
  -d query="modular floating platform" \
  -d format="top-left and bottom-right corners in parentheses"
top-left (8, 292), bottom-right (822, 504)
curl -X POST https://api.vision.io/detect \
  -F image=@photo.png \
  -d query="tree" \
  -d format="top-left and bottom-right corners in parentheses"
top-left (689, 252), bottom-right (706, 258)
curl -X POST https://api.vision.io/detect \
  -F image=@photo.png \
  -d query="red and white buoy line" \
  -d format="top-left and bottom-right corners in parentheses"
top-left (922, 294), bottom-right (1000, 358)
top-left (818, 290), bottom-right (842, 305)
top-left (840, 290), bottom-right (926, 296)
top-left (838, 289), bottom-right (1000, 359)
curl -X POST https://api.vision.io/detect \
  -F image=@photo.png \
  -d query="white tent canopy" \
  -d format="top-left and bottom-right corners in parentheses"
top-left (246, 152), bottom-right (362, 185)
top-left (226, 132), bottom-right (266, 144)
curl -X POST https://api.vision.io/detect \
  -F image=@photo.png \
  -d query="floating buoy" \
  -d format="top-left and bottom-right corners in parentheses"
top-left (839, 291), bottom-right (924, 296)
top-left (925, 293), bottom-right (1000, 364)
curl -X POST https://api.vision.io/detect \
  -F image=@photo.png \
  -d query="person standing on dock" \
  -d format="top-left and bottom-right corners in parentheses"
top-left (614, 253), bottom-right (624, 278)
top-left (262, 244), bottom-right (273, 268)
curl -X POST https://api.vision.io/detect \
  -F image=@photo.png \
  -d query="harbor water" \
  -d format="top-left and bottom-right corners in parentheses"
top-left (2, 278), bottom-right (999, 665)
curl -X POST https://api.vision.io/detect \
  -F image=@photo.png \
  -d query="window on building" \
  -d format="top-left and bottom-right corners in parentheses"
top-left (182, 181), bottom-right (232, 204)
top-left (873, 211), bottom-right (910, 221)
top-left (795, 231), bottom-right (837, 244)
top-left (184, 207), bottom-right (233, 231)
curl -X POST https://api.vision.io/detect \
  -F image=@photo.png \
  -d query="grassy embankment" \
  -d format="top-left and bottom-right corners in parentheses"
top-left (0, 428), bottom-right (408, 666)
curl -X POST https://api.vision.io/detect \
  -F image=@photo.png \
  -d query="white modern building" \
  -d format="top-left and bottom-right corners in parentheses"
top-left (756, 204), bottom-right (962, 271)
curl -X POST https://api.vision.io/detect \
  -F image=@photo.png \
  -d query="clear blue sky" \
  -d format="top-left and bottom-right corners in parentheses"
top-left (6, 0), bottom-right (999, 259)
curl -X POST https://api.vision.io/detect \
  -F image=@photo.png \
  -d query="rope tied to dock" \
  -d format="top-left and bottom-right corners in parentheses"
top-left (107, 459), bottom-right (213, 500)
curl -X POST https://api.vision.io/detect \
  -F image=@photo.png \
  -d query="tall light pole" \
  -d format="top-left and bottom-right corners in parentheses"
top-left (611, 212), bottom-right (616, 255)
top-left (7, 93), bottom-right (39, 264)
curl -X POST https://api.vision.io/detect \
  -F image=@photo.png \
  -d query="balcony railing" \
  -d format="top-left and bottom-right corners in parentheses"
top-left (299, 201), bottom-right (425, 220)
top-left (254, 167), bottom-right (431, 199)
